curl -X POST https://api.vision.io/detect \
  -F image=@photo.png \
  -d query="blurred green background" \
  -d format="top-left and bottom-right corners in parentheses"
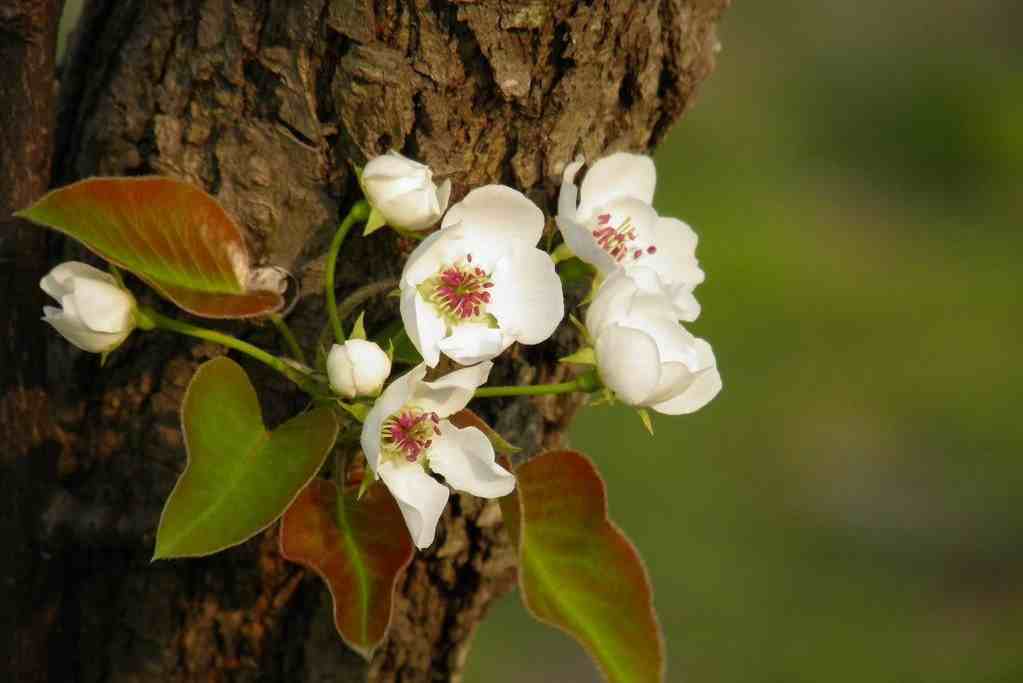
top-left (469, 1), bottom-right (1023, 681)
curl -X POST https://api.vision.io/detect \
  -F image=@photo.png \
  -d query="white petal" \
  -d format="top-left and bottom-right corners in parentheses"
top-left (585, 270), bottom-right (641, 338)
top-left (437, 324), bottom-right (507, 366)
top-left (42, 311), bottom-right (125, 353)
top-left (363, 151), bottom-right (427, 183)
top-left (488, 246), bottom-right (565, 344)
top-left (326, 343), bottom-right (357, 398)
top-left (594, 324), bottom-right (661, 406)
top-left (412, 360), bottom-right (493, 417)
top-left (361, 364), bottom-right (427, 470)
top-left (40, 261), bottom-right (114, 300)
top-left (428, 422), bottom-right (515, 498)
top-left (436, 179), bottom-right (451, 216)
top-left (59, 293), bottom-right (82, 322)
top-left (586, 267), bottom-right (676, 338)
top-left (441, 185), bottom-right (544, 247)
top-left (645, 361), bottom-right (694, 405)
top-left (557, 212), bottom-right (618, 274)
top-left (557, 156), bottom-right (585, 223)
top-left (376, 188), bottom-right (441, 231)
top-left (578, 152), bottom-right (656, 220)
top-left (68, 278), bottom-right (134, 333)
top-left (650, 338), bottom-right (722, 415)
top-left (345, 339), bottom-right (393, 396)
top-left (401, 227), bottom-right (460, 287)
top-left (557, 157), bottom-right (619, 272)
top-left (642, 216), bottom-right (705, 289)
top-left (668, 286), bottom-right (702, 323)
top-left (377, 460), bottom-right (450, 549)
top-left (400, 288), bottom-right (446, 368)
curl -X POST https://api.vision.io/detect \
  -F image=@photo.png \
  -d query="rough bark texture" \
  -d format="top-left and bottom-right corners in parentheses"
top-left (3, 0), bottom-right (728, 681)
top-left (0, 2), bottom-right (65, 682)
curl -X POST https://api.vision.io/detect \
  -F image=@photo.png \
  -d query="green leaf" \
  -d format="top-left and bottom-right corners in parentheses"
top-left (382, 327), bottom-right (423, 366)
top-left (567, 314), bottom-right (592, 346)
top-left (500, 450), bottom-right (664, 683)
top-left (350, 311), bottom-right (368, 341)
top-left (362, 206), bottom-right (388, 236)
top-left (337, 400), bottom-right (371, 423)
top-left (449, 409), bottom-right (521, 455)
top-left (560, 347), bottom-right (597, 366)
top-left (357, 466), bottom-right (377, 500)
top-left (16, 177), bottom-right (285, 319)
top-left (557, 256), bottom-right (595, 285)
top-left (637, 408), bottom-right (654, 435)
top-left (154, 357), bottom-right (338, 559)
top-left (279, 478), bottom-right (414, 659)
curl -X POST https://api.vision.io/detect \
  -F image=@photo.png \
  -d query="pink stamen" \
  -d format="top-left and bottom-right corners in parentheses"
top-left (383, 409), bottom-right (442, 463)
top-left (591, 214), bottom-right (655, 264)
top-left (428, 257), bottom-right (494, 321)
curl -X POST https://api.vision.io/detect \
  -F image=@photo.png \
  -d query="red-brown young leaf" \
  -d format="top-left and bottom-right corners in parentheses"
top-left (500, 450), bottom-right (665, 683)
top-left (15, 176), bottom-right (284, 318)
top-left (279, 478), bottom-right (414, 659)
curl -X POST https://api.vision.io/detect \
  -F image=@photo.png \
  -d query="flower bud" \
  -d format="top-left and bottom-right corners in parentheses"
top-left (40, 261), bottom-right (137, 353)
top-left (327, 339), bottom-right (392, 399)
top-left (362, 151), bottom-right (451, 231)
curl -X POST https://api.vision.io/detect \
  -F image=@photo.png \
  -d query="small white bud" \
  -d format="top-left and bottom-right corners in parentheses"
top-left (327, 339), bottom-right (392, 399)
top-left (40, 261), bottom-right (136, 353)
top-left (361, 151), bottom-right (451, 231)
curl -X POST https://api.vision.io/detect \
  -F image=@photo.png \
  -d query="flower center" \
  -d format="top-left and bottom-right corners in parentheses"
top-left (381, 407), bottom-right (441, 463)
top-left (420, 255), bottom-right (495, 323)
top-left (591, 213), bottom-right (657, 264)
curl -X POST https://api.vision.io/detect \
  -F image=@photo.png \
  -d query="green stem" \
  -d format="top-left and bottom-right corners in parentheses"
top-left (317, 278), bottom-right (399, 352)
top-left (270, 314), bottom-right (307, 365)
top-left (474, 369), bottom-right (603, 398)
top-left (326, 200), bottom-right (372, 344)
top-left (139, 306), bottom-right (326, 396)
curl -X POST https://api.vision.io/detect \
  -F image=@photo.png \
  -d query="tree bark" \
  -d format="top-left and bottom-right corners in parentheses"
top-left (3, 1), bottom-right (728, 680)
top-left (0, 2), bottom-right (66, 682)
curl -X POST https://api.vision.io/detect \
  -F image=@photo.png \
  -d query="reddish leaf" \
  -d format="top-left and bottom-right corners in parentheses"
top-left (280, 479), bottom-right (414, 659)
top-left (16, 176), bottom-right (284, 318)
top-left (501, 450), bottom-right (665, 683)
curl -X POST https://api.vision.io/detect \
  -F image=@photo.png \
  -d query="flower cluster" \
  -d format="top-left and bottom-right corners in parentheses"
top-left (560, 153), bottom-right (722, 416)
top-left (37, 149), bottom-right (721, 550)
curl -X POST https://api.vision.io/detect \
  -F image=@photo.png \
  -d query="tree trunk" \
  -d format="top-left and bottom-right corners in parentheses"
top-left (3, 1), bottom-right (728, 680)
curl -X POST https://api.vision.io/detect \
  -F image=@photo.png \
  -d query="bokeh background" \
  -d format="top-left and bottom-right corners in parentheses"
top-left (468, 1), bottom-right (1023, 681)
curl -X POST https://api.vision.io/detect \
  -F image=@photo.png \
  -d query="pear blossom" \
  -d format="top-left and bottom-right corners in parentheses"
top-left (361, 151), bottom-right (451, 231)
top-left (586, 267), bottom-right (721, 415)
top-left (558, 152), bottom-right (704, 321)
top-left (400, 185), bottom-right (564, 367)
top-left (361, 361), bottom-right (515, 548)
top-left (40, 261), bottom-right (136, 353)
top-left (327, 339), bottom-right (392, 398)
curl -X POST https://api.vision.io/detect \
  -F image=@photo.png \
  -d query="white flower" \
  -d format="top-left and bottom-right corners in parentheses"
top-left (327, 339), bottom-right (392, 398)
top-left (40, 261), bottom-right (136, 353)
top-left (399, 185), bottom-right (565, 367)
top-left (586, 267), bottom-right (721, 415)
top-left (361, 361), bottom-right (515, 549)
top-left (557, 152), bottom-right (705, 321)
top-left (361, 151), bottom-right (452, 231)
